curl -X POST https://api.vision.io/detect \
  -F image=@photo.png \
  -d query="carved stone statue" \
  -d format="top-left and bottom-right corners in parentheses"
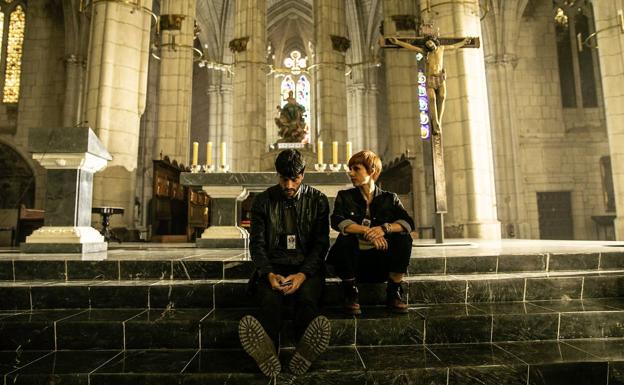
top-left (275, 90), bottom-right (309, 143)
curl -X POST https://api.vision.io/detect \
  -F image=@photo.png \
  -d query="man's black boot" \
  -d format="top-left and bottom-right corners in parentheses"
top-left (288, 315), bottom-right (331, 375)
top-left (238, 315), bottom-right (281, 377)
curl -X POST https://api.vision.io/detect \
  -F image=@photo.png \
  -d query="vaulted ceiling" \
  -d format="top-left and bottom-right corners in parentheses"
top-left (194, 0), bottom-right (383, 65)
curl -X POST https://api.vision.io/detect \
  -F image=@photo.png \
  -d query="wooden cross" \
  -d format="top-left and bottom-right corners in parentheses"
top-left (379, 25), bottom-right (480, 243)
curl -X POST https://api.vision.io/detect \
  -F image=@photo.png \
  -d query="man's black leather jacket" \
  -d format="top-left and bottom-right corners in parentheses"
top-left (250, 183), bottom-right (330, 278)
top-left (330, 186), bottom-right (414, 236)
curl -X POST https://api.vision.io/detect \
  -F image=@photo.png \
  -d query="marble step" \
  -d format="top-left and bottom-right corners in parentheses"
top-left (4, 299), bottom-right (624, 351)
top-left (3, 340), bottom-right (624, 384)
top-left (2, 270), bottom-right (624, 310)
top-left (2, 251), bottom-right (624, 281)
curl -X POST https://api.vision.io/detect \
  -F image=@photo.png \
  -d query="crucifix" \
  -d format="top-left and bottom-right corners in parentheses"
top-left (379, 23), bottom-right (480, 243)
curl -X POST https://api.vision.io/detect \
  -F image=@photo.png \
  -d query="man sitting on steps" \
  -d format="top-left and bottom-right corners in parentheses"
top-left (239, 149), bottom-right (331, 378)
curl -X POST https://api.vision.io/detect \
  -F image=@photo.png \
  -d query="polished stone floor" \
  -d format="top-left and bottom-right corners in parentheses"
top-left (1, 239), bottom-right (624, 384)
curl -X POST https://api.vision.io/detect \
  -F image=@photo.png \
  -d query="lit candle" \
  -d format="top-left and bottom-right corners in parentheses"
top-left (220, 142), bottom-right (227, 167)
top-left (317, 140), bottom-right (323, 164)
top-left (192, 142), bottom-right (199, 166)
top-left (346, 141), bottom-right (352, 162)
top-left (206, 141), bottom-right (213, 166)
top-left (332, 141), bottom-right (338, 165)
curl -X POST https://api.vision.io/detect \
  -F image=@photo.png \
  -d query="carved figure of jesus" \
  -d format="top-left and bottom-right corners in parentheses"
top-left (388, 36), bottom-right (470, 135)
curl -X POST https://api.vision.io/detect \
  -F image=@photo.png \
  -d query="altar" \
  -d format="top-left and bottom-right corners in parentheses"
top-left (180, 171), bottom-right (351, 248)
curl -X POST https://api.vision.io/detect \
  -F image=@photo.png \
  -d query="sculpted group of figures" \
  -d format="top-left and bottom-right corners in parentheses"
top-left (238, 149), bottom-right (414, 379)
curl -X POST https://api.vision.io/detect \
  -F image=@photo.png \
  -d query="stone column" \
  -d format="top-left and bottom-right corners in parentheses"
top-left (381, 0), bottom-right (421, 159)
top-left (314, 0), bottom-right (348, 146)
top-left (155, 0), bottom-right (196, 163)
top-left (207, 71), bottom-right (234, 167)
top-left (347, 79), bottom-right (379, 154)
top-left (593, 1), bottom-right (624, 240)
top-left (482, 0), bottom-right (530, 238)
top-left (84, 0), bottom-right (153, 227)
top-left (231, 0), bottom-right (266, 171)
top-left (365, 84), bottom-right (380, 153)
top-left (346, 83), bottom-right (361, 151)
top-left (61, 2), bottom-right (90, 128)
top-left (420, 0), bottom-right (501, 239)
top-left (63, 55), bottom-right (86, 128)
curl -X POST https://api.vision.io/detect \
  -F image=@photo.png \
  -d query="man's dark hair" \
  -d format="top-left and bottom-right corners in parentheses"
top-left (275, 149), bottom-right (305, 178)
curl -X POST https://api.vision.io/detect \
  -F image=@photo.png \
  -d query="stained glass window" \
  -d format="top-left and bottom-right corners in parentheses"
top-left (0, 13), bottom-right (5, 70)
top-left (3, 4), bottom-right (24, 103)
top-left (296, 75), bottom-right (310, 123)
top-left (280, 75), bottom-right (295, 108)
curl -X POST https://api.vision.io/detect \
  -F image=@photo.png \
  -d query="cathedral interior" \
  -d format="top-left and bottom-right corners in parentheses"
top-left (1, 0), bottom-right (624, 384)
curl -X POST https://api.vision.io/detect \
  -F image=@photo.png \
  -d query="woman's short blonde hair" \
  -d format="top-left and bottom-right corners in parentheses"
top-left (348, 150), bottom-right (382, 181)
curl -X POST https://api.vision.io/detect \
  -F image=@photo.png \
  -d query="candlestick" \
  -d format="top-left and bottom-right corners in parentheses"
top-left (206, 141), bottom-right (213, 166)
top-left (220, 142), bottom-right (227, 167)
top-left (192, 142), bottom-right (199, 166)
top-left (317, 140), bottom-right (323, 164)
top-left (332, 141), bottom-right (338, 165)
top-left (346, 141), bottom-right (352, 162)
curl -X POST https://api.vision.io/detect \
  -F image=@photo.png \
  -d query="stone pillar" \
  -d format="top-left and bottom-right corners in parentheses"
top-left (231, 0), bottom-right (266, 171)
top-left (63, 55), bottom-right (86, 128)
top-left (593, 1), bottom-right (624, 240)
top-left (314, 0), bottom-right (348, 146)
top-left (207, 71), bottom-right (234, 167)
top-left (382, 0), bottom-right (421, 159)
top-left (61, 3), bottom-right (90, 128)
top-left (482, 0), bottom-right (530, 238)
top-left (420, 0), bottom-right (501, 239)
top-left (84, 0), bottom-right (153, 227)
top-left (347, 79), bottom-right (379, 154)
top-left (155, 0), bottom-right (196, 163)
top-left (366, 84), bottom-right (380, 153)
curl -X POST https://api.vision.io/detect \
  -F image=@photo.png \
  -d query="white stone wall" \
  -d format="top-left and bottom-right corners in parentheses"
top-left (506, 1), bottom-right (611, 239)
top-left (593, 0), bottom-right (624, 240)
top-left (0, 3), bottom-right (67, 209)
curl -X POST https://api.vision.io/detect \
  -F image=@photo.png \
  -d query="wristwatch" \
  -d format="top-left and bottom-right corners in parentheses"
top-left (382, 223), bottom-right (392, 234)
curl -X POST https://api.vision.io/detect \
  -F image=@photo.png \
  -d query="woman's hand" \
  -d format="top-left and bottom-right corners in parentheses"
top-left (371, 236), bottom-right (388, 250)
top-left (364, 226), bottom-right (385, 241)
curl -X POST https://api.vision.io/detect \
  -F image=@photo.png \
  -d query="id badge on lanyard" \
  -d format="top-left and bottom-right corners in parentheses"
top-left (286, 234), bottom-right (297, 250)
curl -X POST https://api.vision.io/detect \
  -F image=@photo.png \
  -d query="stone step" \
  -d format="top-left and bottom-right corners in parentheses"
top-left (2, 340), bottom-right (624, 384)
top-left (2, 271), bottom-right (624, 310)
top-left (2, 251), bottom-right (624, 281)
top-left (3, 299), bottom-right (624, 351)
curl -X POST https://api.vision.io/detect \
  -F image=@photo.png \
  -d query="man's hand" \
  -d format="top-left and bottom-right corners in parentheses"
top-left (282, 272), bottom-right (306, 295)
top-left (364, 226), bottom-right (385, 241)
top-left (267, 272), bottom-right (288, 292)
top-left (372, 236), bottom-right (388, 251)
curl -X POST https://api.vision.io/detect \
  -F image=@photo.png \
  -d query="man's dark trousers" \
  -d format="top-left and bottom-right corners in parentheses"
top-left (256, 264), bottom-right (324, 346)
